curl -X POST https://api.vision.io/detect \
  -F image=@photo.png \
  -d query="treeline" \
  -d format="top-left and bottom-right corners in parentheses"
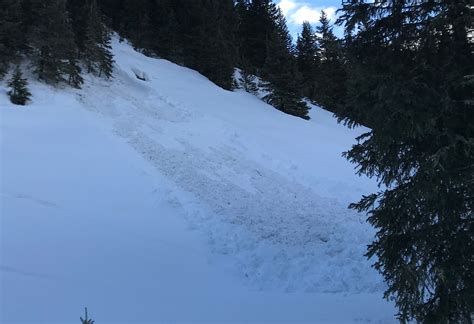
top-left (98, 0), bottom-right (237, 89)
top-left (0, 0), bottom-right (114, 88)
top-left (97, 0), bottom-right (317, 119)
top-left (96, 0), bottom-right (346, 120)
top-left (1, 0), bottom-right (346, 119)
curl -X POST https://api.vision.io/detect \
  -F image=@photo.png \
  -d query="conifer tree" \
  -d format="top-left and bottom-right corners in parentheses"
top-left (271, 4), bottom-right (293, 53)
top-left (66, 58), bottom-right (84, 88)
top-left (116, 0), bottom-right (154, 50)
top-left (236, 1), bottom-right (308, 118)
top-left (236, 0), bottom-right (259, 86)
top-left (314, 11), bottom-right (346, 112)
top-left (83, 0), bottom-right (114, 78)
top-left (0, 0), bottom-right (24, 78)
top-left (262, 9), bottom-right (309, 120)
top-left (80, 308), bottom-right (94, 324)
top-left (66, 0), bottom-right (89, 53)
top-left (96, 32), bottom-right (114, 79)
top-left (7, 66), bottom-right (32, 106)
top-left (152, 0), bottom-right (179, 61)
top-left (338, 1), bottom-right (473, 322)
top-left (198, 0), bottom-right (237, 90)
top-left (165, 0), bottom-right (237, 90)
top-left (96, 0), bottom-right (125, 31)
top-left (237, 0), bottom-right (274, 72)
top-left (296, 21), bottom-right (318, 99)
top-left (28, 0), bottom-right (81, 85)
top-left (262, 33), bottom-right (309, 120)
top-left (238, 67), bottom-right (259, 95)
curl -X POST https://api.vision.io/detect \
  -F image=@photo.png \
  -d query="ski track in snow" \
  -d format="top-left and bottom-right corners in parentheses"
top-left (77, 63), bottom-right (384, 295)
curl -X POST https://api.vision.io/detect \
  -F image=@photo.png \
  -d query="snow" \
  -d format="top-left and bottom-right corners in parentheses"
top-left (1, 38), bottom-right (396, 323)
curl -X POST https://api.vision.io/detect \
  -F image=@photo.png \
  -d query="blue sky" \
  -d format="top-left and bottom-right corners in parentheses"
top-left (275, 0), bottom-right (345, 38)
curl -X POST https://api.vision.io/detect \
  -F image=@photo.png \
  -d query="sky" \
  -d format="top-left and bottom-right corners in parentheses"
top-left (275, 0), bottom-right (345, 38)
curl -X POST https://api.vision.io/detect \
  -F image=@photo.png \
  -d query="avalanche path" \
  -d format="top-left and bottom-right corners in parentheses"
top-left (1, 38), bottom-right (396, 323)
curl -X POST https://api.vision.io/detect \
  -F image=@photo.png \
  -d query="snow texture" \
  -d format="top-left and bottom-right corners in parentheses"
top-left (1, 38), bottom-right (396, 323)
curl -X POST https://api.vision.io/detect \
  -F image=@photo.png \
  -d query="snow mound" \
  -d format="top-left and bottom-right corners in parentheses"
top-left (131, 67), bottom-right (150, 81)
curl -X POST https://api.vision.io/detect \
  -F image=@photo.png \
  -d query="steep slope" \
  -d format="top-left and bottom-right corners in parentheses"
top-left (1, 38), bottom-right (395, 323)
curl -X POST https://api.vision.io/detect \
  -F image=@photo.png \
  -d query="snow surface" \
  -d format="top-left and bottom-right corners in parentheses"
top-left (1, 38), bottom-right (396, 323)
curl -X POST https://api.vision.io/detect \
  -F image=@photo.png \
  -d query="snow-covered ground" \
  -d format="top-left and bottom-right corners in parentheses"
top-left (1, 39), bottom-right (396, 323)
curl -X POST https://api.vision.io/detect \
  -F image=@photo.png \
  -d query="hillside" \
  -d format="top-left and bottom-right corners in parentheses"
top-left (1, 38), bottom-right (396, 323)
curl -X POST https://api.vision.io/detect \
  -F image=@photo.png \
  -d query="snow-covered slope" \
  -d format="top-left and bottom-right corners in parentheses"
top-left (1, 39), bottom-right (396, 323)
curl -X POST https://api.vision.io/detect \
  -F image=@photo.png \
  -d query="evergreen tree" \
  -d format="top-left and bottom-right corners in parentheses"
top-left (196, 0), bottom-right (237, 90)
top-left (296, 21), bottom-right (318, 99)
top-left (80, 308), bottom-right (94, 324)
top-left (7, 66), bottom-right (32, 106)
top-left (83, 0), bottom-right (114, 78)
top-left (123, 0), bottom-right (158, 52)
top-left (96, 0), bottom-right (125, 31)
top-left (237, 0), bottom-right (274, 72)
top-left (96, 31), bottom-right (114, 79)
top-left (236, 0), bottom-right (258, 89)
top-left (235, 0), bottom-right (249, 60)
top-left (236, 1), bottom-right (308, 118)
top-left (338, 1), bottom-right (474, 322)
top-left (110, 0), bottom-right (151, 47)
top-left (238, 67), bottom-right (259, 95)
top-left (270, 3), bottom-right (293, 53)
top-left (66, 0), bottom-right (89, 52)
top-left (151, 0), bottom-right (180, 61)
top-left (66, 58), bottom-right (84, 88)
top-left (262, 35), bottom-right (309, 119)
top-left (314, 11), bottom-right (346, 112)
top-left (28, 0), bottom-right (81, 85)
top-left (262, 9), bottom-right (309, 120)
top-left (170, 0), bottom-right (238, 89)
top-left (0, 0), bottom-right (24, 78)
